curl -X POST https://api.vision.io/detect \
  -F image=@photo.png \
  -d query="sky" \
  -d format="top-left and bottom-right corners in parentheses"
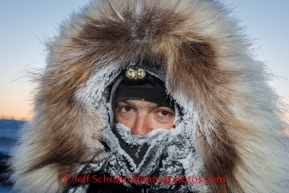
top-left (0, 0), bottom-right (288, 125)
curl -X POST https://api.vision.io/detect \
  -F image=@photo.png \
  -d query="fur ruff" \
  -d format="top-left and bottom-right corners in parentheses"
top-left (10, 0), bottom-right (289, 192)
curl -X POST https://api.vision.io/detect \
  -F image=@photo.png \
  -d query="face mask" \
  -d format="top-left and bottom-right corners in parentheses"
top-left (98, 122), bottom-right (197, 192)
top-left (66, 100), bottom-right (207, 193)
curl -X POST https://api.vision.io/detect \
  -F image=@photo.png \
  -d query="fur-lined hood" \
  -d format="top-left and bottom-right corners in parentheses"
top-left (11, 0), bottom-right (289, 192)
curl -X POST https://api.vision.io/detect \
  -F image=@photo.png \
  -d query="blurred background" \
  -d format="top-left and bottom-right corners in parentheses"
top-left (0, 0), bottom-right (288, 192)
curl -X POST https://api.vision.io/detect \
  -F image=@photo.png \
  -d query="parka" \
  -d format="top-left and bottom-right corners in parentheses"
top-left (10, 0), bottom-right (289, 192)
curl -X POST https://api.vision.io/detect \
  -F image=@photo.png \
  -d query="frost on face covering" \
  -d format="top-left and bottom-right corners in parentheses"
top-left (68, 73), bottom-right (208, 192)
top-left (73, 119), bottom-right (203, 192)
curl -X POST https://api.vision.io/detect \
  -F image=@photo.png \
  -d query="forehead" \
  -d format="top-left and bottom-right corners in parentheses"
top-left (118, 100), bottom-right (159, 107)
top-left (116, 100), bottom-right (175, 111)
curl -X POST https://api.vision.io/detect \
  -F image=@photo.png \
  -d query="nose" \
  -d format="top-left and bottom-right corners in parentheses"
top-left (131, 114), bottom-right (150, 135)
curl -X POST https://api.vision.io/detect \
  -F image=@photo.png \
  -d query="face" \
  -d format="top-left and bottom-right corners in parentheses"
top-left (115, 100), bottom-right (175, 135)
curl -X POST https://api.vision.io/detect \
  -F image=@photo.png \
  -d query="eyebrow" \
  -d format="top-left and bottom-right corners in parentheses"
top-left (117, 100), bottom-right (161, 109)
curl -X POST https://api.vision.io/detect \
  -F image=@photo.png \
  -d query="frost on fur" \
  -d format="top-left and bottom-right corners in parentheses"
top-left (10, 0), bottom-right (289, 192)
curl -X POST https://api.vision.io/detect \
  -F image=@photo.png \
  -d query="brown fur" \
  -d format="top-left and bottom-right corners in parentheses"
top-left (26, 59), bottom-right (98, 176)
top-left (20, 0), bottom-right (256, 191)
top-left (11, 0), bottom-right (289, 192)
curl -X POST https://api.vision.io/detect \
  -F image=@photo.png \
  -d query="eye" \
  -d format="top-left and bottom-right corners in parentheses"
top-left (156, 110), bottom-right (173, 119)
top-left (119, 105), bottom-right (133, 113)
top-left (116, 103), bottom-right (137, 116)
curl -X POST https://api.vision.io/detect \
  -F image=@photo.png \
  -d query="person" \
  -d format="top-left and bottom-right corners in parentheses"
top-left (10, 0), bottom-right (289, 192)
top-left (68, 64), bottom-right (194, 192)
top-left (112, 67), bottom-right (176, 135)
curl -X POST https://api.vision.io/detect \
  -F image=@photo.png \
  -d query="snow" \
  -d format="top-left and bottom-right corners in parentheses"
top-left (0, 119), bottom-right (25, 154)
top-left (0, 119), bottom-right (26, 192)
top-left (0, 186), bottom-right (19, 193)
